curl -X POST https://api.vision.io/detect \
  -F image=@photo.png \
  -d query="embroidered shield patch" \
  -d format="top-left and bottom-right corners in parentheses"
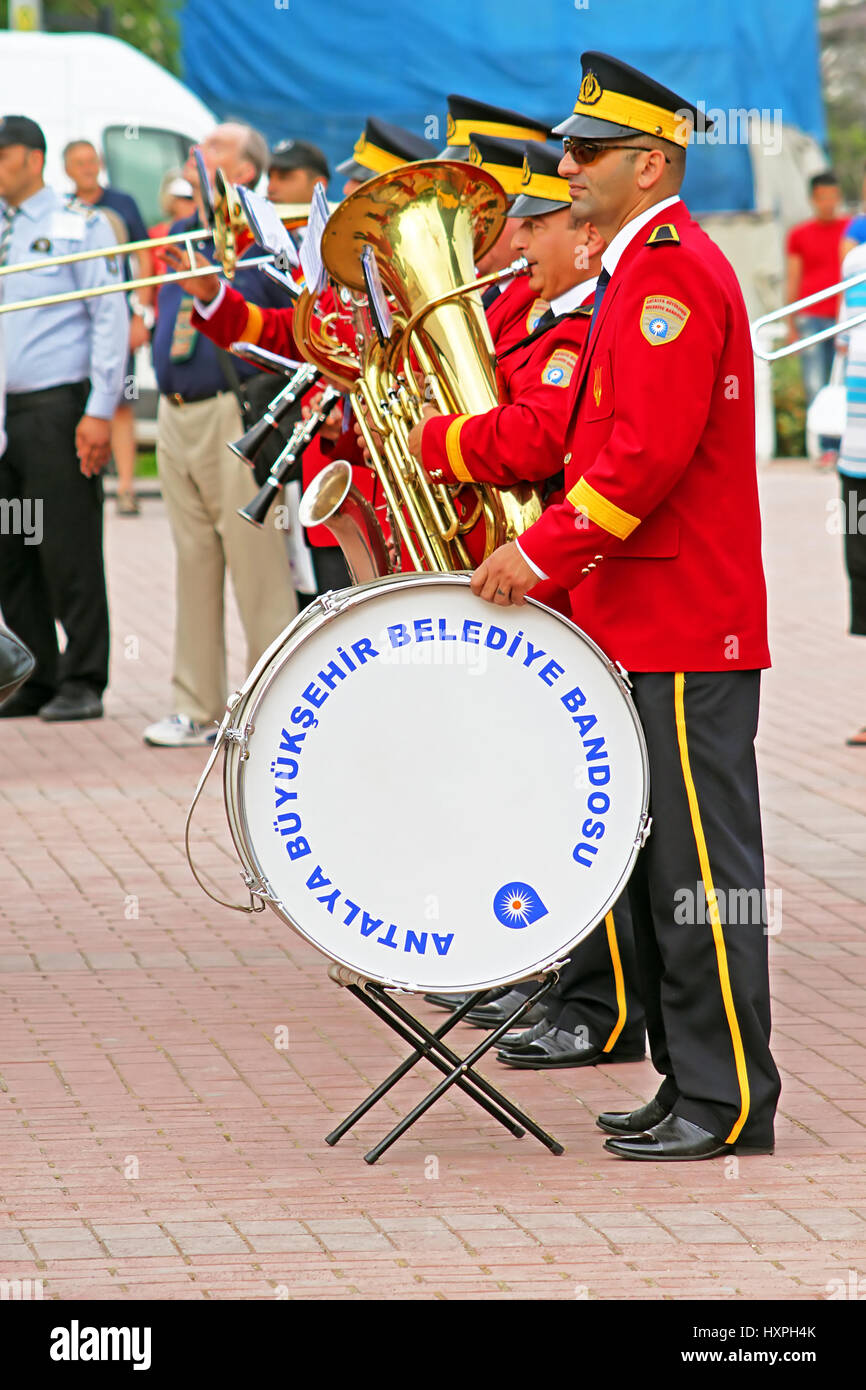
top-left (525, 297), bottom-right (549, 333)
top-left (640, 294), bottom-right (690, 345)
top-left (541, 348), bottom-right (579, 387)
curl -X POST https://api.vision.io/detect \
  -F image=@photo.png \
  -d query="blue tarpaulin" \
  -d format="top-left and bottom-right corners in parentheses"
top-left (180, 0), bottom-right (824, 213)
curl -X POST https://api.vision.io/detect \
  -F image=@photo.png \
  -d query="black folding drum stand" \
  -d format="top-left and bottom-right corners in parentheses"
top-left (325, 964), bottom-right (565, 1164)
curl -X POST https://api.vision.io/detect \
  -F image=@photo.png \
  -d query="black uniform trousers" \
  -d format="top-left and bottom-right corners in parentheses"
top-left (511, 893), bottom-right (646, 1052)
top-left (549, 893), bottom-right (645, 1051)
top-left (627, 670), bottom-right (780, 1147)
top-left (839, 472), bottom-right (866, 635)
top-left (0, 381), bottom-right (110, 700)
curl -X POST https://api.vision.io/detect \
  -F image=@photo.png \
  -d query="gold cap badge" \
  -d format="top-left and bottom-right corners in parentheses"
top-left (579, 71), bottom-right (602, 105)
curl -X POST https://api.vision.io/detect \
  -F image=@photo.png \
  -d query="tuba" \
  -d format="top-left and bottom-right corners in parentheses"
top-left (296, 160), bottom-right (542, 581)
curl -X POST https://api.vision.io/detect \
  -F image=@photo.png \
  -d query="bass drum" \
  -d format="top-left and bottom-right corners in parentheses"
top-left (223, 573), bottom-right (649, 993)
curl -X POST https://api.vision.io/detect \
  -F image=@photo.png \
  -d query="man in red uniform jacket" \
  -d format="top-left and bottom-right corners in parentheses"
top-left (411, 141), bottom-right (647, 1066)
top-left (472, 51), bottom-right (781, 1161)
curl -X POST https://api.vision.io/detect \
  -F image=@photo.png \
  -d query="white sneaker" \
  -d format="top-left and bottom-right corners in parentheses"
top-left (143, 714), bottom-right (217, 747)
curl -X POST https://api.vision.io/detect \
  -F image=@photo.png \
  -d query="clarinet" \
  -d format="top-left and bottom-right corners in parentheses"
top-left (227, 362), bottom-right (321, 472)
top-left (237, 385), bottom-right (344, 529)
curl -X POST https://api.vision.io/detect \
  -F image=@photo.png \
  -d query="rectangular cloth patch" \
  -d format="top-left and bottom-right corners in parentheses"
top-left (640, 294), bottom-right (690, 345)
top-left (541, 348), bottom-right (579, 387)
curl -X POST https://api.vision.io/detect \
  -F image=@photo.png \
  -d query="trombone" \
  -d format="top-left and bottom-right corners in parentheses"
top-left (751, 267), bottom-right (866, 360)
top-left (0, 167), bottom-right (335, 315)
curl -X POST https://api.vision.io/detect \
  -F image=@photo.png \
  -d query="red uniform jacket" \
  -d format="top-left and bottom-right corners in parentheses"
top-left (519, 201), bottom-right (770, 673)
top-left (421, 306), bottom-right (591, 488)
top-left (420, 301), bottom-right (592, 612)
top-left (190, 284), bottom-right (373, 548)
top-left (486, 276), bottom-right (550, 354)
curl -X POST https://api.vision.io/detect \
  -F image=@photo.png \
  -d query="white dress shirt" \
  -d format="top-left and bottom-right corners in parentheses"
top-left (517, 196), bottom-right (682, 582)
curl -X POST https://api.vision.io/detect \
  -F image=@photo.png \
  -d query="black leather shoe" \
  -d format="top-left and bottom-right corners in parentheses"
top-left (465, 988), bottom-right (549, 1029)
top-left (596, 1096), bottom-right (672, 1135)
top-left (422, 985), bottom-right (510, 1013)
top-left (38, 685), bottom-right (103, 722)
top-left (498, 1018), bottom-right (554, 1051)
top-left (603, 1113), bottom-right (774, 1161)
top-left (0, 687), bottom-right (48, 718)
top-left (497, 1023), bottom-right (645, 1070)
top-left (423, 992), bottom-right (473, 1011)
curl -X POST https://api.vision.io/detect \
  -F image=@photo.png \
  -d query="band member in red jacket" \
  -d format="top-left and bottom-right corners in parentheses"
top-left (411, 144), bottom-right (646, 1068)
top-left (164, 120), bottom-right (432, 590)
top-left (411, 143), bottom-right (602, 492)
top-left (472, 52), bottom-right (781, 1161)
top-left (465, 134), bottom-right (555, 354)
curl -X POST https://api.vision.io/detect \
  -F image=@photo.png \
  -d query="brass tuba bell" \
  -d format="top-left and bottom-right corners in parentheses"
top-left (297, 160), bottom-right (542, 580)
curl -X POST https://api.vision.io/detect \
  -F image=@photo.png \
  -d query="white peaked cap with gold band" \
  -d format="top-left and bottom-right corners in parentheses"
top-left (554, 50), bottom-right (713, 148)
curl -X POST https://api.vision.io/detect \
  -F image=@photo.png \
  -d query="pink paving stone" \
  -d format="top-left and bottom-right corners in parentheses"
top-left (0, 469), bottom-right (865, 1299)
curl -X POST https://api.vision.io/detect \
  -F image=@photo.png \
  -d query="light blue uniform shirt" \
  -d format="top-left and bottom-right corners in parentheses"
top-left (0, 185), bottom-right (128, 419)
top-left (838, 243), bottom-right (866, 479)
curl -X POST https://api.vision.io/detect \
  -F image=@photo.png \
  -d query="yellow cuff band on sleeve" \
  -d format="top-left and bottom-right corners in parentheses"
top-left (566, 476), bottom-right (640, 540)
top-left (238, 301), bottom-right (263, 344)
top-left (444, 414), bottom-right (474, 483)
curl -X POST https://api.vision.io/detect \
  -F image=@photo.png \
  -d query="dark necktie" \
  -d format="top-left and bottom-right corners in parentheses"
top-left (533, 307), bottom-right (557, 333)
top-left (586, 266), bottom-right (611, 345)
top-left (481, 283), bottom-right (502, 310)
top-left (0, 206), bottom-right (18, 268)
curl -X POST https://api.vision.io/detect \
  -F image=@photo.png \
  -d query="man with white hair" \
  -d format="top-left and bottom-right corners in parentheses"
top-left (143, 122), bottom-right (296, 748)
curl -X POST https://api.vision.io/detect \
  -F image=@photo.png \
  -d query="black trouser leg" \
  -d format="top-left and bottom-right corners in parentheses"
top-left (628, 670), bottom-right (780, 1146)
top-left (0, 383), bottom-right (109, 696)
top-left (549, 893), bottom-right (646, 1051)
top-left (627, 848), bottom-right (680, 1109)
top-left (313, 544), bottom-right (352, 594)
top-left (0, 408), bottom-right (60, 700)
top-left (839, 472), bottom-right (866, 636)
top-left (0, 432), bottom-right (58, 700)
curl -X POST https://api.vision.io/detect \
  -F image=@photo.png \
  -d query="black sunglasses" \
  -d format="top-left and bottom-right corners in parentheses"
top-left (561, 137), bottom-right (671, 165)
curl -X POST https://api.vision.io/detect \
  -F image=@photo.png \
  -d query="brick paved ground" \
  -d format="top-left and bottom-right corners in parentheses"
top-left (1, 461), bottom-right (865, 1302)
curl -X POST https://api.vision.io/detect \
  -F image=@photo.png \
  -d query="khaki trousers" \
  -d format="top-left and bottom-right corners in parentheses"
top-left (157, 392), bottom-right (297, 723)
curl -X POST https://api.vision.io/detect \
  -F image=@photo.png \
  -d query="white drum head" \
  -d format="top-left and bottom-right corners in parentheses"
top-left (228, 574), bottom-right (648, 992)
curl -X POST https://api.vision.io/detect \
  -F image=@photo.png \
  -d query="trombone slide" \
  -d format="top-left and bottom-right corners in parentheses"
top-left (751, 267), bottom-right (866, 361)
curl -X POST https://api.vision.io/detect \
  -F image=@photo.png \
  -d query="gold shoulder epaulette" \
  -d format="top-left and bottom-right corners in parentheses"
top-left (646, 223), bottom-right (680, 246)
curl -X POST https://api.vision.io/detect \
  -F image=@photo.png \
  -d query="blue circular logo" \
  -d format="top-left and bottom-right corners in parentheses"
top-left (649, 317), bottom-right (668, 338)
top-left (493, 882), bottom-right (549, 929)
top-left (546, 367), bottom-right (564, 383)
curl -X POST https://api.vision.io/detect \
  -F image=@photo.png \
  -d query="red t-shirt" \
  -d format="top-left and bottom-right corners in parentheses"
top-left (786, 218), bottom-right (848, 317)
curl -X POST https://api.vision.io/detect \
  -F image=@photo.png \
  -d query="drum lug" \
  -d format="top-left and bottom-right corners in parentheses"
top-left (638, 814), bottom-right (653, 847)
top-left (241, 870), bottom-right (278, 905)
top-left (614, 660), bottom-right (632, 689)
top-left (319, 590), bottom-right (342, 614)
top-left (224, 723), bottom-right (254, 760)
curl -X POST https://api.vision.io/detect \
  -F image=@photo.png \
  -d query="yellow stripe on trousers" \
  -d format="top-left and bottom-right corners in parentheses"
top-left (601, 910), bottom-right (627, 1051)
top-left (673, 672), bottom-right (750, 1143)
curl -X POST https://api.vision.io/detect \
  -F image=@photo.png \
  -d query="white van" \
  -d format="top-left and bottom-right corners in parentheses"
top-left (0, 31), bottom-right (217, 444)
top-left (0, 31), bottom-right (216, 222)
